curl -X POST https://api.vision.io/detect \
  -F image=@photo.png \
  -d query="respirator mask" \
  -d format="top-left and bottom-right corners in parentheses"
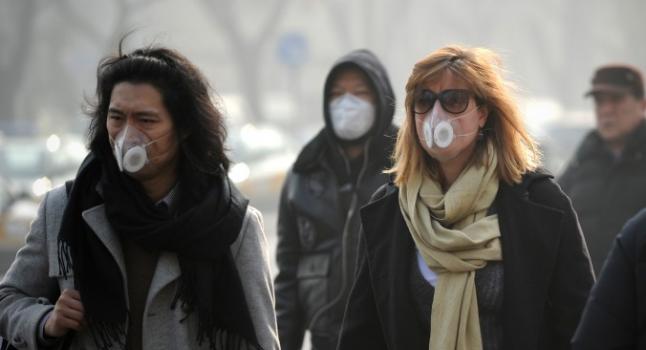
top-left (329, 93), bottom-right (376, 141)
top-left (110, 124), bottom-right (170, 174)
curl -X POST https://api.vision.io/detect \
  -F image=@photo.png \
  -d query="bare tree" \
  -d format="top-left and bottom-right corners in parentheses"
top-left (0, 0), bottom-right (37, 130)
top-left (200, 0), bottom-right (293, 123)
top-left (24, 0), bottom-right (159, 130)
top-left (53, 0), bottom-right (158, 53)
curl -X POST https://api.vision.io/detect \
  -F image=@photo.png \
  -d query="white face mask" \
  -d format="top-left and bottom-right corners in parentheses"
top-left (329, 93), bottom-right (376, 141)
top-left (422, 100), bottom-right (480, 149)
top-left (110, 125), bottom-right (165, 174)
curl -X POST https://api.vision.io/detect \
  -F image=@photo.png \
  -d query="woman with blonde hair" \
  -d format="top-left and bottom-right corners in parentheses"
top-left (337, 45), bottom-right (594, 350)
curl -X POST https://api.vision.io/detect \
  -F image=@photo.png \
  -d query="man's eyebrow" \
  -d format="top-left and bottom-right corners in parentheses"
top-left (107, 107), bottom-right (125, 115)
top-left (106, 108), bottom-right (160, 117)
top-left (134, 110), bottom-right (160, 117)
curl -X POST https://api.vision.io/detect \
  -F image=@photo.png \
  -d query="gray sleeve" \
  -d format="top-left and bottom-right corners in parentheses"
top-left (37, 311), bottom-right (60, 347)
top-left (0, 188), bottom-right (62, 350)
top-left (231, 207), bottom-right (280, 350)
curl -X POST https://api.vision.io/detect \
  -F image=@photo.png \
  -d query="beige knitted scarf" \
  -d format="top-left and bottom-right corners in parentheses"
top-left (399, 149), bottom-right (501, 350)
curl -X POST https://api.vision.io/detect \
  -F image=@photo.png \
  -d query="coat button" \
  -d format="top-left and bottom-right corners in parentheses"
top-left (13, 336), bottom-right (25, 346)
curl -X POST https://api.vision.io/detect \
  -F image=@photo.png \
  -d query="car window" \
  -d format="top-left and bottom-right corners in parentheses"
top-left (0, 143), bottom-right (46, 178)
top-left (228, 125), bottom-right (292, 163)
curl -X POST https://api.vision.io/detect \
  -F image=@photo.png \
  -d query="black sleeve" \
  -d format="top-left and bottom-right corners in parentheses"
top-left (538, 180), bottom-right (595, 349)
top-left (273, 172), bottom-right (305, 350)
top-left (337, 233), bottom-right (388, 350)
top-left (571, 211), bottom-right (645, 350)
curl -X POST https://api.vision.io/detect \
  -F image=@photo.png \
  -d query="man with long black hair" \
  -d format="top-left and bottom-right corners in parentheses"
top-left (0, 43), bottom-right (279, 350)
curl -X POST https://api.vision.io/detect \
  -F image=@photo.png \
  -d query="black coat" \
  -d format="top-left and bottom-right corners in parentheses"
top-left (559, 121), bottom-right (646, 274)
top-left (274, 49), bottom-right (397, 350)
top-left (572, 208), bottom-right (646, 350)
top-left (338, 172), bottom-right (595, 350)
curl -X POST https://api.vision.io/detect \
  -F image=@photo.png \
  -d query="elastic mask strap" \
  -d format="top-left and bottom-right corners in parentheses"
top-left (440, 105), bottom-right (482, 137)
top-left (141, 131), bottom-right (176, 163)
top-left (448, 105), bottom-right (481, 121)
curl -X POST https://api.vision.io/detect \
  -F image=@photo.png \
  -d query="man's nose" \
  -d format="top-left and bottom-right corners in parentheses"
top-left (125, 115), bottom-right (137, 126)
top-left (596, 101), bottom-right (615, 115)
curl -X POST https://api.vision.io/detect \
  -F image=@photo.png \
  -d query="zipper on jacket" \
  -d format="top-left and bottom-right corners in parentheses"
top-left (307, 141), bottom-right (371, 332)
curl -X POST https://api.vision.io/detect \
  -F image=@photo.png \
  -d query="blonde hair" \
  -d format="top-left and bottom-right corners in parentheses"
top-left (387, 45), bottom-right (541, 185)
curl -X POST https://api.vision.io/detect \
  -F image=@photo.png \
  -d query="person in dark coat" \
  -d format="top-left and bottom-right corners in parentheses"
top-left (274, 49), bottom-right (397, 350)
top-left (559, 64), bottom-right (646, 274)
top-left (337, 45), bottom-right (594, 350)
top-left (572, 207), bottom-right (646, 349)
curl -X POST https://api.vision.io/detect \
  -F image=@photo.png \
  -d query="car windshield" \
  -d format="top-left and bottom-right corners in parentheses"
top-left (0, 135), bottom-right (87, 180)
top-left (0, 182), bottom-right (9, 211)
top-left (228, 124), bottom-right (291, 163)
top-left (0, 143), bottom-right (46, 178)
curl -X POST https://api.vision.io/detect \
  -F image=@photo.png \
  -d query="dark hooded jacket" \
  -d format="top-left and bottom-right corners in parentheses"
top-left (274, 49), bottom-right (397, 350)
top-left (559, 120), bottom-right (646, 274)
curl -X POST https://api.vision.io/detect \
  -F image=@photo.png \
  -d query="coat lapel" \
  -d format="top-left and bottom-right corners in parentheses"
top-left (147, 251), bottom-right (181, 306)
top-left (361, 188), bottom-right (428, 349)
top-left (82, 204), bottom-right (183, 310)
top-left (291, 168), bottom-right (344, 232)
top-left (498, 182), bottom-right (564, 350)
top-left (82, 204), bottom-right (127, 283)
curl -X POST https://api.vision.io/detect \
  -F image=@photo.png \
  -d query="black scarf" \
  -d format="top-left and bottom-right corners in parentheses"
top-left (58, 153), bottom-right (260, 349)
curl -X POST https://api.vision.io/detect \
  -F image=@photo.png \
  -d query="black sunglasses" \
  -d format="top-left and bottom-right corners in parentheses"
top-left (413, 89), bottom-right (479, 115)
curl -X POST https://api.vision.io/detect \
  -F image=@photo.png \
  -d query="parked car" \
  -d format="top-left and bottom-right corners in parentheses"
top-left (0, 177), bottom-right (13, 240)
top-left (0, 133), bottom-right (86, 200)
top-left (0, 133), bottom-right (86, 253)
top-left (227, 123), bottom-right (297, 211)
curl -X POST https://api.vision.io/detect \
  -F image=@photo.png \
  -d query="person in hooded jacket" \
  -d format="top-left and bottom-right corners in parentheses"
top-left (274, 49), bottom-right (397, 350)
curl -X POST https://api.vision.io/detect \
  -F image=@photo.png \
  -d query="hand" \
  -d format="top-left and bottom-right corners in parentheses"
top-left (44, 288), bottom-right (85, 338)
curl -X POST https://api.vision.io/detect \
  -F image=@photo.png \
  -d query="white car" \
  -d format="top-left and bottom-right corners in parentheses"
top-left (227, 123), bottom-right (297, 210)
top-left (0, 133), bottom-right (86, 199)
top-left (0, 133), bottom-right (86, 249)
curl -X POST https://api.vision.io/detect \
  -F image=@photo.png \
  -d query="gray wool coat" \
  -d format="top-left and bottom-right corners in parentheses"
top-left (0, 185), bottom-right (280, 350)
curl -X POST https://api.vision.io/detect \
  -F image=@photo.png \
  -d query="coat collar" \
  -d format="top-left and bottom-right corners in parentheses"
top-left (575, 120), bottom-right (646, 162)
top-left (80, 203), bottom-right (182, 308)
top-left (81, 204), bottom-right (126, 279)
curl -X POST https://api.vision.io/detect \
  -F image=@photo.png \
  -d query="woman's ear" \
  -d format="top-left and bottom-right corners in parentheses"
top-left (478, 105), bottom-right (489, 128)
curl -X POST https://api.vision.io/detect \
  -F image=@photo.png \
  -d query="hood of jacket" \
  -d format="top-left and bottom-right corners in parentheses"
top-left (293, 49), bottom-right (397, 173)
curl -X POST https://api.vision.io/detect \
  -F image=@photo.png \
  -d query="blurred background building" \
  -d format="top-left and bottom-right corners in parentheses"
top-left (0, 0), bottom-right (644, 284)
